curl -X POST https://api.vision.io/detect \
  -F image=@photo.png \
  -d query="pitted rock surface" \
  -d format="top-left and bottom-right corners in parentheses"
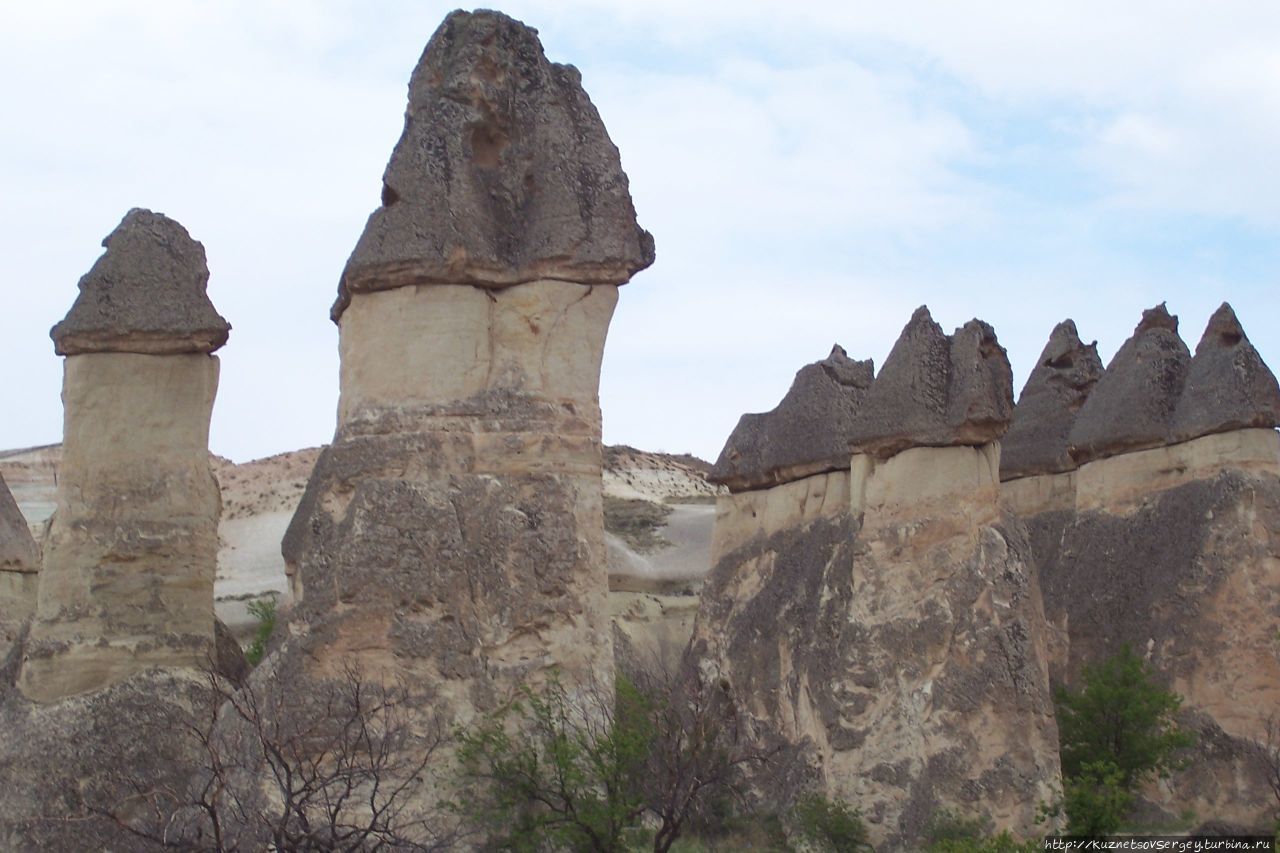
top-left (848, 307), bottom-right (1013, 459)
top-left (1067, 304), bottom-right (1189, 465)
top-left (335, 10), bottom-right (654, 319)
top-left (710, 345), bottom-right (873, 491)
top-left (51, 209), bottom-right (230, 355)
top-left (1171, 302), bottom-right (1280, 443)
top-left (1001, 320), bottom-right (1103, 479)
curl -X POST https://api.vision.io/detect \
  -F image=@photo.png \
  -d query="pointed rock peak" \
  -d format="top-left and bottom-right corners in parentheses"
top-left (710, 344), bottom-right (874, 490)
top-left (1067, 304), bottom-right (1190, 464)
top-left (848, 308), bottom-right (1013, 459)
top-left (1002, 319), bottom-right (1105, 480)
top-left (1172, 302), bottom-right (1280, 441)
top-left (0, 473), bottom-right (38, 574)
top-left (1136, 302), bottom-right (1178, 336)
top-left (1196, 302), bottom-right (1246, 352)
top-left (821, 343), bottom-right (874, 388)
top-left (334, 9), bottom-right (655, 320)
top-left (51, 209), bottom-right (230, 356)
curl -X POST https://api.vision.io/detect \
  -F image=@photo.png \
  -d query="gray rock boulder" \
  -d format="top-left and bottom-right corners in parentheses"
top-left (1171, 302), bottom-right (1280, 443)
top-left (709, 345), bottom-right (873, 491)
top-left (1001, 320), bottom-right (1104, 479)
top-left (334, 9), bottom-right (655, 320)
top-left (1067, 304), bottom-right (1189, 465)
top-left (849, 307), bottom-right (1014, 459)
top-left (50, 209), bottom-right (230, 355)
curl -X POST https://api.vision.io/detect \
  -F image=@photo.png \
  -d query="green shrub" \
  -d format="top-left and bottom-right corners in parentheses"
top-left (924, 808), bottom-right (1040, 852)
top-left (1052, 645), bottom-right (1193, 833)
top-left (791, 793), bottom-right (873, 852)
top-left (243, 595), bottom-right (277, 666)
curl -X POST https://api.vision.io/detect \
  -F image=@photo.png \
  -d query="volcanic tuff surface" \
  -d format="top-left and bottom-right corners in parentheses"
top-left (848, 307), bottom-right (1014, 459)
top-left (334, 9), bottom-right (654, 319)
top-left (1067, 303), bottom-right (1190, 465)
top-left (1001, 320), bottom-right (1103, 479)
top-left (710, 344), bottom-right (874, 491)
top-left (50, 208), bottom-right (230, 355)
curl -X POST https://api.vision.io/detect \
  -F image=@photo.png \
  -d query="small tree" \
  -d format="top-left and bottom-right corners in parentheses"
top-left (792, 793), bottom-right (873, 852)
top-left (1053, 645), bottom-right (1193, 833)
top-left (453, 659), bottom-right (781, 853)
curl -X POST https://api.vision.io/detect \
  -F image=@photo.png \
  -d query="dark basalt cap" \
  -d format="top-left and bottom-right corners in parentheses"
top-left (1067, 303), bottom-right (1189, 465)
top-left (0, 474), bottom-right (38, 573)
top-left (848, 306), bottom-right (1014, 459)
top-left (709, 345), bottom-right (874, 491)
top-left (1001, 320), bottom-right (1104, 479)
top-left (51, 209), bottom-right (230, 355)
top-left (334, 10), bottom-right (655, 321)
top-left (1171, 302), bottom-right (1280, 442)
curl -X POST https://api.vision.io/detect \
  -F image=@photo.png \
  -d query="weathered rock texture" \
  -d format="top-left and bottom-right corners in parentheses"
top-left (1001, 320), bottom-right (1103, 480)
top-left (1032, 431), bottom-right (1280, 827)
top-left (280, 10), bottom-right (650, 729)
top-left (51, 208), bottom-right (230, 355)
top-left (20, 210), bottom-right (226, 702)
top-left (694, 316), bottom-right (1058, 848)
top-left (1172, 302), bottom-right (1280, 443)
top-left (709, 345), bottom-right (873, 491)
top-left (1011, 306), bottom-right (1280, 828)
top-left (1067, 304), bottom-right (1190, 465)
top-left (333, 9), bottom-right (653, 319)
top-left (0, 474), bottom-right (39, 658)
top-left (849, 307), bottom-right (1014, 459)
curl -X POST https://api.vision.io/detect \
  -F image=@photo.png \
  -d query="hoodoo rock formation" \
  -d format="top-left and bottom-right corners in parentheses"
top-left (1, 209), bottom-right (237, 849)
top-left (1005, 303), bottom-right (1280, 828)
top-left (709, 344), bottom-right (874, 491)
top-left (279, 9), bottom-right (651, 727)
top-left (0, 474), bottom-right (39, 658)
top-left (20, 209), bottom-right (228, 702)
top-left (694, 310), bottom-right (1060, 849)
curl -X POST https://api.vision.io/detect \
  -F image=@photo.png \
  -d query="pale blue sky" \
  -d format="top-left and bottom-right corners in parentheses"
top-left (2, 1), bottom-right (1277, 462)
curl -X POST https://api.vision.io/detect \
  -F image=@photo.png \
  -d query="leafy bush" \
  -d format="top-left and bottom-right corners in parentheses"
top-left (1052, 645), bottom-right (1193, 834)
top-left (791, 793), bottom-right (873, 852)
top-left (243, 596), bottom-right (277, 666)
top-left (924, 808), bottom-right (1040, 852)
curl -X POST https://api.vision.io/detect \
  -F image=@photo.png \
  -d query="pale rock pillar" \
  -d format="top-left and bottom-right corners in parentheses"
top-left (281, 10), bottom-right (653, 717)
top-left (19, 209), bottom-right (229, 702)
top-left (834, 308), bottom-right (1060, 848)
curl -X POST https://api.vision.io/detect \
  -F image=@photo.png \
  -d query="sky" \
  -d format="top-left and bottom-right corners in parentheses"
top-left (2, 1), bottom-right (1278, 464)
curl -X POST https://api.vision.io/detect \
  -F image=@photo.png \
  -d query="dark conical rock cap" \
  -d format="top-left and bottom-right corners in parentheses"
top-left (1067, 303), bottom-right (1189, 465)
top-left (710, 344), bottom-right (874, 491)
top-left (51, 209), bottom-right (230, 355)
top-left (1171, 302), bottom-right (1280, 442)
top-left (1001, 320), bottom-right (1104, 479)
top-left (848, 306), bottom-right (1014, 459)
top-left (0, 473), bottom-right (38, 573)
top-left (334, 9), bottom-right (655, 320)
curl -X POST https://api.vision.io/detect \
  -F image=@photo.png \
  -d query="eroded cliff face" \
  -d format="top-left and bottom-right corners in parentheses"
top-left (277, 9), bottom-right (650, 727)
top-left (1005, 305), bottom-right (1280, 829)
top-left (694, 313), bottom-right (1061, 849)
